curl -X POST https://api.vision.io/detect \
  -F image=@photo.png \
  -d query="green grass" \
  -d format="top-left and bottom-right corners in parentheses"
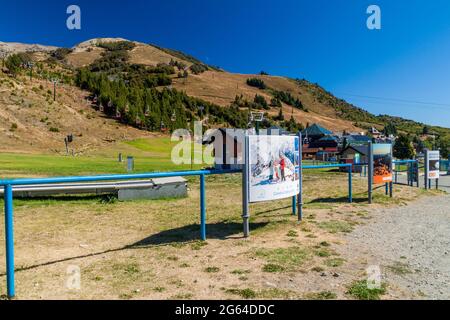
top-left (255, 247), bottom-right (311, 272)
top-left (262, 264), bottom-right (285, 273)
top-left (347, 280), bottom-right (387, 300)
top-left (224, 288), bottom-right (257, 299)
top-left (190, 241), bottom-right (208, 251)
top-left (324, 258), bottom-right (345, 267)
top-left (0, 137), bottom-right (205, 178)
top-left (305, 291), bottom-right (337, 300)
top-left (225, 287), bottom-right (298, 299)
top-left (286, 230), bottom-right (298, 237)
top-left (314, 248), bottom-right (332, 257)
top-left (231, 269), bottom-right (251, 275)
top-left (386, 262), bottom-right (413, 275)
top-left (318, 220), bottom-right (354, 233)
top-left (311, 266), bottom-right (325, 272)
top-left (204, 266), bottom-right (220, 273)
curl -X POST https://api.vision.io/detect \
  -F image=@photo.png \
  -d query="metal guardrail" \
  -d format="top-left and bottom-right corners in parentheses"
top-left (296, 164), bottom-right (353, 213)
top-left (0, 164), bottom-right (353, 299)
top-left (0, 168), bottom-right (240, 298)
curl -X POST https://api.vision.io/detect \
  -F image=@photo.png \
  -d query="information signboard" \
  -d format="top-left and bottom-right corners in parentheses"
top-left (248, 135), bottom-right (300, 203)
top-left (372, 143), bottom-right (393, 184)
top-left (427, 150), bottom-right (440, 180)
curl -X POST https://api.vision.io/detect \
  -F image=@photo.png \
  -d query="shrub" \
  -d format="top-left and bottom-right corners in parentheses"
top-left (169, 59), bottom-right (187, 71)
top-left (347, 280), bottom-right (387, 300)
top-left (5, 53), bottom-right (32, 76)
top-left (97, 41), bottom-right (136, 51)
top-left (246, 78), bottom-right (266, 89)
top-left (253, 94), bottom-right (268, 109)
top-left (189, 63), bottom-right (208, 75)
top-left (50, 48), bottom-right (73, 60)
top-left (270, 97), bottom-right (282, 107)
top-left (272, 90), bottom-right (305, 110)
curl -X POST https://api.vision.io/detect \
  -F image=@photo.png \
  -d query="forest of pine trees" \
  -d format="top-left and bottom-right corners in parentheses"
top-left (75, 68), bottom-right (249, 132)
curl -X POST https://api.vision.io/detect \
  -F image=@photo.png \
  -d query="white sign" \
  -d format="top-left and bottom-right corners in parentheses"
top-left (427, 150), bottom-right (440, 180)
top-left (248, 135), bottom-right (300, 203)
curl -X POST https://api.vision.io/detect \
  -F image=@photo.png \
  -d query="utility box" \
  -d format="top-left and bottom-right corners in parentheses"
top-left (118, 176), bottom-right (188, 201)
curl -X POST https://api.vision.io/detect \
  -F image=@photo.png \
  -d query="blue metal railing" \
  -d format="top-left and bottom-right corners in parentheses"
top-left (302, 163), bottom-right (353, 204)
top-left (0, 168), bottom-right (240, 298)
top-left (392, 159), bottom-right (420, 187)
top-left (1, 164), bottom-right (353, 299)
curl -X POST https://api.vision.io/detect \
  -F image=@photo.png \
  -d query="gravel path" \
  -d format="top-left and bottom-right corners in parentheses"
top-left (342, 194), bottom-right (450, 299)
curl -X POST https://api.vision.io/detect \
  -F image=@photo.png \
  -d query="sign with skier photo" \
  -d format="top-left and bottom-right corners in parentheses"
top-left (427, 150), bottom-right (440, 179)
top-left (372, 143), bottom-right (393, 184)
top-left (248, 135), bottom-right (300, 203)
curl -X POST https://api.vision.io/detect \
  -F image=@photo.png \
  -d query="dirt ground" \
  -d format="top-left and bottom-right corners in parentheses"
top-left (0, 173), bottom-right (444, 300)
top-left (340, 193), bottom-right (450, 299)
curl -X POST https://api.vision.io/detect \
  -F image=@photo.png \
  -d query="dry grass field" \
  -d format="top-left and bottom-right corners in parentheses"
top-left (0, 171), bottom-right (439, 300)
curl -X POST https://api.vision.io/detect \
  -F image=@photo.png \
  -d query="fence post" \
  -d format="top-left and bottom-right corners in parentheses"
top-left (368, 142), bottom-right (373, 204)
top-left (242, 135), bottom-right (250, 237)
top-left (395, 167), bottom-right (398, 184)
top-left (416, 160), bottom-right (419, 188)
top-left (297, 133), bottom-right (303, 221)
top-left (348, 165), bottom-right (352, 203)
top-left (200, 174), bottom-right (206, 241)
top-left (4, 184), bottom-right (15, 298)
top-left (291, 196), bottom-right (296, 215)
top-left (424, 149), bottom-right (428, 190)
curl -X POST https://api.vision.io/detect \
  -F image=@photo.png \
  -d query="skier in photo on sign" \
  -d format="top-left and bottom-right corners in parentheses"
top-left (280, 155), bottom-right (286, 181)
top-left (268, 157), bottom-right (274, 182)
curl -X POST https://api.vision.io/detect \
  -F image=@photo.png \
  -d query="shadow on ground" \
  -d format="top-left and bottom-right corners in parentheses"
top-left (0, 221), bottom-right (268, 276)
top-left (132, 221), bottom-right (268, 247)
top-left (308, 196), bottom-right (368, 204)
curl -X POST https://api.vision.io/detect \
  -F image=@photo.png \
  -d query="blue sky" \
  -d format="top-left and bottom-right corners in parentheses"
top-left (1, 0), bottom-right (450, 127)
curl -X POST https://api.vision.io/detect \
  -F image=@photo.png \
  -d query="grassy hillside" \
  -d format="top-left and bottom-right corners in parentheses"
top-left (1, 37), bottom-right (449, 155)
top-left (0, 68), bottom-right (155, 153)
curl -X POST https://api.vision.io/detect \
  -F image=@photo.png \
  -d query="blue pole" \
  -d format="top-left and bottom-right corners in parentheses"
top-left (292, 196), bottom-right (296, 215)
top-left (298, 133), bottom-right (303, 221)
top-left (4, 184), bottom-right (15, 298)
top-left (200, 174), bottom-right (206, 241)
top-left (348, 166), bottom-right (352, 203)
top-left (416, 160), bottom-right (419, 188)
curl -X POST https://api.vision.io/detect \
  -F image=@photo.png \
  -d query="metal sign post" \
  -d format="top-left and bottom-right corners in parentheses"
top-left (242, 134), bottom-right (250, 237)
top-left (389, 144), bottom-right (393, 198)
top-left (416, 160), bottom-right (419, 188)
top-left (368, 141), bottom-right (373, 204)
top-left (424, 149), bottom-right (428, 190)
top-left (297, 132), bottom-right (303, 221)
